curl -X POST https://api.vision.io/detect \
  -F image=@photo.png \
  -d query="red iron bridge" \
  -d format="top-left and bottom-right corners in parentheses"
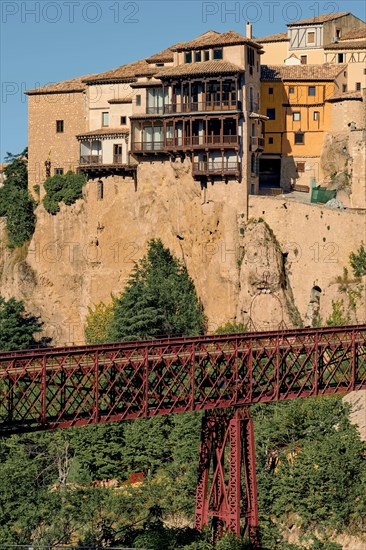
top-left (1, 324), bottom-right (365, 545)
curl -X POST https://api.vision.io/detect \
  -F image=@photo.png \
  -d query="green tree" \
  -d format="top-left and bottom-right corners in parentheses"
top-left (0, 295), bottom-right (43, 351)
top-left (0, 148), bottom-right (36, 248)
top-left (350, 243), bottom-right (366, 277)
top-left (43, 171), bottom-right (86, 214)
top-left (215, 321), bottom-right (247, 334)
top-left (84, 301), bottom-right (114, 344)
top-left (109, 238), bottom-right (206, 341)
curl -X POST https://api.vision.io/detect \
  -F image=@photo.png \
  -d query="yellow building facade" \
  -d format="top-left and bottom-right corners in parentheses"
top-left (260, 64), bottom-right (347, 190)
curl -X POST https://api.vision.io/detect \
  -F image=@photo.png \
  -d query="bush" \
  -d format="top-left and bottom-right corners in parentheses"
top-left (43, 171), bottom-right (86, 214)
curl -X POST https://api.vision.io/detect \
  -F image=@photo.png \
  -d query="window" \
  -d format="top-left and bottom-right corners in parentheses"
top-left (156, 63), bottom-right (164, 67)
top-left (136, 95), bottom-right (141, 106)
top-left (296, 162), bottom-right (305, 172)
top-left (344, 71), bottom-right (347, 77)
top-left (102, 112), bottom-right (109, 126)
top-left (356, 82), bottom-right (361, 91)
top-left (300, 55), bottom-right (307, 65)
top-left (54, 168), bottom-right (64, 175)
top-left (213, 48), bottom-right (223, 60)
top-left (120, 116), bottom-right (127, 125)
top-left (268, 87), bottom-right (273, 95)
top-left (336, 29), bottom-right (341, 39)
top-left (308, 86), bottom-right (316, 96)
top-left (185, 52), bottom-right (192, 63)
top-left (337, 53), bottom-right (344, 63)
top-left (307, 31), bottom-right (315, 44)
top-left (342, 84), bottom-right (347, 92)
top-left (195, 51), bottom-right (201, 62)
top-left (56, 120), bottom-right (64, 133)
top-left (293, 112), bottom-right (301, 121)
top-left (204, 50), bottom-right (210, 61)
top-left (313, 111), bottom-right (320, 121)
top-left (294, 132), bottom-right (304, 144)
top-left (266, 108), bottom-right (276, 120)
top-left (97, 180), bottom-right (104, 201)
top-left (289, 86), bottom-right (295, 94)
top-left (247, 47), bottom-right (255, 66)
top-left (364, 69), bottom-right (366, 75)
top-left (251, 153), bottom-right (256, 174)
top-left (268, 137), bottom-right (274, 144)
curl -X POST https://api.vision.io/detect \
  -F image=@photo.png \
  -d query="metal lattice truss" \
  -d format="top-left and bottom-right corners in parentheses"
top-left (0, 325), bottom-right (365, 435)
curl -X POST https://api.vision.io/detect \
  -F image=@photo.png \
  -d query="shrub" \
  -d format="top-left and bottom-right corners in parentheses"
top-left (43, 171), bottom-right (86, 214)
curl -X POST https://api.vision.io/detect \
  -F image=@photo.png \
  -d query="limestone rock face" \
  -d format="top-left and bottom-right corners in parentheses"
top-left (236, 220), bottom-right (301, 331)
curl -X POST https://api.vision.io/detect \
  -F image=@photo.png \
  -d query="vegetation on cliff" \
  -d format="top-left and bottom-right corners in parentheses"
top-left (43, 171), bottom-right (87, 214)
top-left (85, 238), bottom-right (207, 342)
top-left (0, 149), bottom-right (36, 248)
top-left (0, 295), bottom-right (43, 351)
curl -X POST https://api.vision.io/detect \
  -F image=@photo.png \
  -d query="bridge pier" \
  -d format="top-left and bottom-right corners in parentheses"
top-left (194, 408), bottom-right (260, 546)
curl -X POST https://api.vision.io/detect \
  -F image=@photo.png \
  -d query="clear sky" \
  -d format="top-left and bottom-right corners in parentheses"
top-left (1, 0), bottom-right (365, 161)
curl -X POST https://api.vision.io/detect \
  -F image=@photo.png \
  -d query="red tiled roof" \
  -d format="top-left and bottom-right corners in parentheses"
top-left (156, 59), bottom-right (244, 79)
top-left (146, 47), bottom-right (175, 64)
top-left (261, 63), bottom-right (347, 81)
top-left (324, 39), bottom-right (366, 50)
top-left (25, 75), bottom-right (95, 95)
top-left (76, 127), bottom-right (129, 139)
top-left (171, 30), bottom-right (262, 51)
top-left (83, 59), bottom-right (156, 84)
top-left (340, 27), bottom-right (366, 40)
top-left (326, 90), bottom-right (363, 102)
top-left (287, 12), bottom-right (350, 26)
top-left (256, 31), bottom-right (289, 43)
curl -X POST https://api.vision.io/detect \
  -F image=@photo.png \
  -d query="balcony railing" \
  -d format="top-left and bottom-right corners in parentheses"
top-left (146, 106), bottom-right (164, 114)
top-left (113, 154), bottom-right (123, 164)
top-left (250, 136), bottom-right (265, 151)
top-left (192, 161), bottom-right (241, 175)
top-left (164, 100), bottom-right (240, 114)
top-left (80, 155), bottom-right (103, 165)
top-left (132, 141), bottom-right (165, 152)
top-left (165, 135), bottom-right (240, 148)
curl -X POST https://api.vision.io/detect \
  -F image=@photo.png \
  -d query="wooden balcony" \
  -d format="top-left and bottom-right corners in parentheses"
top-left (80, 155), bottom-right (103, 165)
top-left (250, 137), bottom-right (265, 152)
top-left (132, 141), bottom-right (165, 153)
top-left (192, 161), bottom-right (241, 176)
top-left (164, 100), bottom-right (240, 114)
top-left (165, 135), bottom-right (240, 149)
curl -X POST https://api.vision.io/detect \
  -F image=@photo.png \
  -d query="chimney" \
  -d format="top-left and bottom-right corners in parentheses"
top-left (246, 21), bottom-right (252, 39)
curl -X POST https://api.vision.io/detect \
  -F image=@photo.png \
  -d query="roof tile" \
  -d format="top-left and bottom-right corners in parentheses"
top-left (287, 12), bottom-right (350, 26)
top-left (171, 30), bottom-right (262, 51)
top-left (260, 63), bottom-right (347, 81)
top-left (156, 60), bottom-right (244, 79)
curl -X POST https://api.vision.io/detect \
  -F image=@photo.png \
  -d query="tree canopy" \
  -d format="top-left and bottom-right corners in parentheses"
top-left (0, 148), bottom-right (36, 248)
top-left (0, 295), bottom-right (43, 351)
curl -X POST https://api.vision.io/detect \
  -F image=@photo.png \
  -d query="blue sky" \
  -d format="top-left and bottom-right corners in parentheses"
top-left (1, 0), bottom-right (365, 161)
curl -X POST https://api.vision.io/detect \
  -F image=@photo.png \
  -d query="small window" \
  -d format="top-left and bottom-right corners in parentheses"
top-left (296, 162), bottom-right (305, 173)
top-left (120, 116), bottom-right (127, 125)
top-left (342, 84), bottom-right (347, 92)
top-left (338, 53), bottom-right (344, 63)
top-left (308, 86), bottom-right (316, 96)
top-left (102, 112), bottom-right (109, 126)
top-left (97, 180), bottom-right (104, 201)
top-left (213, 48), bottom-right (223, 60)
top-left (56, 120), bottom-right (64, 133)
top-left (268, 87), bottom-right (273, 95)
top-left (356, 82), bottom-right (361, 91)
top-left (313, 111), bottom-right (320, 121)
top-left (195, 51), bottom-right (201, 62)
top-left (136, 95), bottom-right (141, 106)
top-left (294, 132), bottom-right (304, 145)
top-left (364, 69), bottom-right (366, 75)
top-left (204, 50), bottom-right (210, 61)
top-left (54, 168), bottom-right (64, 175)
top-left (300, 55), bottom-right (307, 65)
top-left (266, 108), bottom-right (276, 120)
top-left (289, 86), bottom-right (295, 94)
top-left (293, 112), bottom-right (301, 121)
top-left (268, 137), bottom-right (274, 144)
top-left (344, 71), bottom-right (347, 77)
top-left (336, 29), bottom-right (341, 39)
top-left (185, 52), bottom-right (192, 63)
top-left (307, 31), bottom-right (315, 44)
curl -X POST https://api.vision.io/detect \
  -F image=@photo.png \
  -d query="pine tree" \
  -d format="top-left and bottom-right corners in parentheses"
top-left (0, 296), bottom-right (43, 351)
top-left (109, 238), bottom-right (206, 341)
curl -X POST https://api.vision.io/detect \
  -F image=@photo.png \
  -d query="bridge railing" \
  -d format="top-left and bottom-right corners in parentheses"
top-left (0, 325), bottom-right (365, 435)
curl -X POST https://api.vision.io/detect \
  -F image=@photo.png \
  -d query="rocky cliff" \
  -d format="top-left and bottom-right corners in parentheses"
top-left (0, 159), bottom-right (365, 344)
